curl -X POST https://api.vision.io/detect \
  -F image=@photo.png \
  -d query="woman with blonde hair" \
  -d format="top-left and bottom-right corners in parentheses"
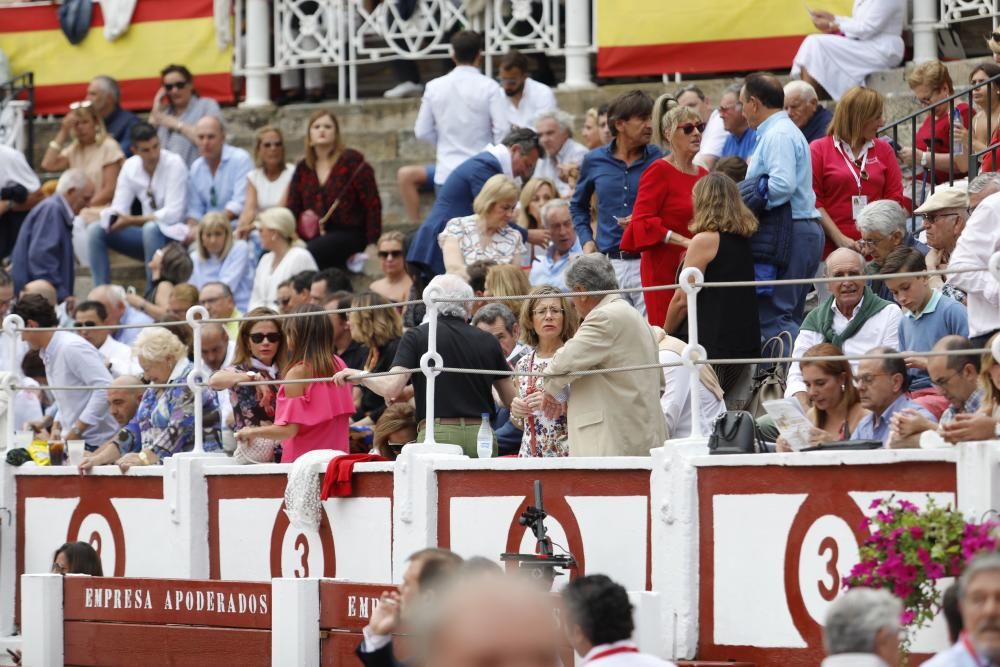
top-left (346, 292), bottom-right (404, 424)
top-left (776, 343), bottom-right (868, 451)
top-left (810, 86), bottom-right (904, 258)
top-left (622, 95), bottom-right (708, 326)
top-left (235, 305), bottom-right (353, 462)
top-left (509, 286), bottom-right (579, 457)
top-left (368, 231), bottom-right (412, 303)
top-left (484, 263), bottom-right (532, 316)
top-left (189, 212), bottom-right (254, 311)
top-left (516, 177), bottom-right (557, 268)
top-left (42, 101), bottom-right (124, 209)
top-left (237, 126), bottom-right (295, 240)
top-left (580, 107), bottom-right (603, 150)
top-left (248, 207), bottom-right (319, 310)
top-left (899, 60), bottom-right (971, 185)
top-left (438, 173), bottom-right (526, 278)
top-left (665, 172), bottom-right (760, 407)
top-left (286, 109), bottom-right (381, 270)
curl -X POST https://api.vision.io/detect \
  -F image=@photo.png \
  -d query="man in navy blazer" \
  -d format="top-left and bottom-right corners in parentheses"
top-left (11, 169), bottom-right (94, 302)
top-left (407, 128), bottom-right (542, 282)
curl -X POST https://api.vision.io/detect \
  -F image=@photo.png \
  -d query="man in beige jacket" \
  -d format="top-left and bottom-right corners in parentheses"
top-left (542, 254), bottom-right (667, 456)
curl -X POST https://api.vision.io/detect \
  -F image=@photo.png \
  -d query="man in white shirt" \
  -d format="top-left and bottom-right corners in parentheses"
top-left (13, 294), bottom-right (120, 451)
top-left (950, 186), bottom-right (1000, 349)
top-left (87, 122), bottom-right (188, 287)
top-left (497, 50), bottom-right (558, 131)
top-left (786, 248), bottom-right (901, 409)
top-left (414, 30), bottom-right (508, 188)
top-left (820, 588), bottom-right (901, 667)
top-left (72, 300), bottom-right (143, 378)
top-left (678, 85), bottom-right (726, 170)
top-left (563, 574), bottom-right (676, 666)
top-left (657, 330), bottom-right (725, 439)
top-left (533, 109), bottom-right (588, 197)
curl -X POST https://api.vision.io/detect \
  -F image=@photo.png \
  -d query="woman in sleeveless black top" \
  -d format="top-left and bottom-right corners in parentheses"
top-left (665, 173), bottom-right (761, 407)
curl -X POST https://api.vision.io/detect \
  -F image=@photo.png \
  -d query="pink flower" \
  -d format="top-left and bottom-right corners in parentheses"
top-left (870, 498), bottom-right (885, 510)
top-left (909, 526), bottom-right (925, 539)
top-left (898, 499), bottom-right (918, 512)
top-left (900, 609), bottom-right (916, 626)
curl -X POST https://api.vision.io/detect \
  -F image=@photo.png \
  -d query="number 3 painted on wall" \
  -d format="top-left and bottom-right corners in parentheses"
top-left (293, 533), bottom-right (310, 578)
top-left (817, 536), bottom-right (840, 601)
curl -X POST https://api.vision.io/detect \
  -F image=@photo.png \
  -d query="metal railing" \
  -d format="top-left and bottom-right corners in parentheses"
top-left (879, 70), bottom-right (1000, 216)
top-left (0, 72), bottom-right (34, 165)
top-left (2, 257), bottom-right (999, 459)
top-left (233, 0), bottom-right (594, 106)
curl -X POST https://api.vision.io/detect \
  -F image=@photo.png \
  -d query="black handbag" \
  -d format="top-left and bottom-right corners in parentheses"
top-left (708, 410), bottom-right (767, 454)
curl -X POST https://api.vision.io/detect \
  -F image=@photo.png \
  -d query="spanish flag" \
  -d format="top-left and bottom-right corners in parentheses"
top-left (597, 0), bottom-right (854, 77)
top-left (1, 0), bottom-right (233, 115)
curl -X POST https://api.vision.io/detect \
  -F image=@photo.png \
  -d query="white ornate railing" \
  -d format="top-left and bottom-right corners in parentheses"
top-left (940, 0), bottom-right (1000, 24)
top-left (233, 0), bottom-right (594, 106)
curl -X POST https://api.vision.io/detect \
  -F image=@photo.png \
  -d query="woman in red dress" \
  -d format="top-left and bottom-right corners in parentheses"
top-left (621, 95), bottom-right (708, 326)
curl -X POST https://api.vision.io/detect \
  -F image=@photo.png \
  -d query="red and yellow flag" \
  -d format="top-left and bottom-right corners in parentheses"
top-left (597, 0), bottom-right (854, 77)
top-left (1, 0), bottom-right (233, 115)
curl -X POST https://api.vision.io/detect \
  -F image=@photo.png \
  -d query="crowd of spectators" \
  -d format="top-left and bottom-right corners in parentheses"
top-left (1, 12), bottom-right (1000, 472)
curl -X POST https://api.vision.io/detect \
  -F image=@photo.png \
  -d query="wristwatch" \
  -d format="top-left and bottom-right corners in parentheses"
top-left (920, 151), bottom-right (929, 168)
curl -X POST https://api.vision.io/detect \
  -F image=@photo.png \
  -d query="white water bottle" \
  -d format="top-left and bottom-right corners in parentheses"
top-left (476, 413), bottom-right (494, 459)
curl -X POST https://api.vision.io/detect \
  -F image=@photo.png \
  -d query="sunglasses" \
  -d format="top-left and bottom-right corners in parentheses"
top-left (677, 123), bottom-right (706, 135)
top-left (73, 320), bottom-right (98, 328)
top-left (992, 31), bottom-right (1000, 42)
top-left (249, 332), bottom-right (282, 344)
top-left (261, 141), bottom-right (283, 149)
top-left (378, 250), bottom-right (403, 259)
top-left (163, 81), bottom-right (189, 91)
top-left (69, 100), bottom-right (92, 111)
top-left (277, 297), bottom-right (292, 307)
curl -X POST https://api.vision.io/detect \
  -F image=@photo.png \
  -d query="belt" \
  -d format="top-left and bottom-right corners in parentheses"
top-left (416, 417), bottom-right (476, 430)
top-left (603, 250), bottom-right (641, 261)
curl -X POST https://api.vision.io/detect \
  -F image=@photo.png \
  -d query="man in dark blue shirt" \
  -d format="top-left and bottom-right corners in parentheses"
top-left (570, 90), bottom-right (663, 317)
top-left (784, 80), bottom-right (833, 144)
top-left (87, 75), bottom-right (140, 156)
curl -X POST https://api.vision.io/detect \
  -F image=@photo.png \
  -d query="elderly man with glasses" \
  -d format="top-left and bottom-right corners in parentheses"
top-left (914, 185), bottom-right (970, 305)
top-left (855, 199), bottom-right (929, 302)
top-left (851, 346), bottom-right (936, 447)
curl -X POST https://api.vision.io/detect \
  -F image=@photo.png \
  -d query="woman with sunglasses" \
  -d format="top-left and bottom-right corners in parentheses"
top-left (237, 127), bottom-right (295, 241)
top-left (509, 286), bottom-right (579, 457)
top-left (810, 87), bottom-right (904, 260)
top-left (372, 403), bottom-right (418, 460)
top-left (898, 60), bottom-right (971, 186)
top-left (41, 101), bottom-right (124, 213)
top-left (345, 292), bottom-right (404, 425)
top-left (369, 231), bottom-right (412, 303)
top-left (621, 95), bottom-right (708, 327)
top-left (210, 307), bottom-right (286, 463)
top-left (235, 305), bottom-right (353, 463)
top-left (149, 63), bottom-right (223, 167)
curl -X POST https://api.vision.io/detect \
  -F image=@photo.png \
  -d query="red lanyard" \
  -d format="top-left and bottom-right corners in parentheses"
top-left (586, 646), bottom-right (639, 663)
top-left (835, 140), bottom-right (870, 193)
top-left (962, 632), bottom-right (988, 666)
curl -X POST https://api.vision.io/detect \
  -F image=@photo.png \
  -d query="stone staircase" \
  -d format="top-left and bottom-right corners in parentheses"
top-left (27, 56), bottom-right (992, 296)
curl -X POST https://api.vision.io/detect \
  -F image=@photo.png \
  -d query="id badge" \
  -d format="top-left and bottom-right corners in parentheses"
top-left (851, 195), bottom-right (869, 219)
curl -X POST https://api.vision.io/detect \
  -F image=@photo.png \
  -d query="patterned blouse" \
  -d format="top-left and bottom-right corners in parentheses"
top-left (227, 359), bottom-right (279, 432)
top-left (438, 214), bottom-right (527, 268)
top-left (285, 149), bottom-right (382, 245)
top-left (513, 351), bottom-right (569, 457)
top-left (114, 360), bottom-right (222, 462)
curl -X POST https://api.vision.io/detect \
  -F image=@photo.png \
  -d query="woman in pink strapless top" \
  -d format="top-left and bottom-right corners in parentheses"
top-left (235, 304), bottom-right (354, 462)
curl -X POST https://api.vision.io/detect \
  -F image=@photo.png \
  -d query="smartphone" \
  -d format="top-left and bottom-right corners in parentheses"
top-left (885, 138), bottom-right (903, 154)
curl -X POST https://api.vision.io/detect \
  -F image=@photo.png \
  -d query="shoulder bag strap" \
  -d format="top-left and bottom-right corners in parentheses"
top-left (318, 159), bottom-right (368, 232)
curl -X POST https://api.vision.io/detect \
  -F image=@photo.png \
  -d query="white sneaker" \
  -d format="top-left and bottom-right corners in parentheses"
top-left (384, 81), bottom-right (423, 99)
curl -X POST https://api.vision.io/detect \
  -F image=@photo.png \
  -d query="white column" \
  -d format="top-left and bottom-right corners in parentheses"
top-left (559, 0), bottom-right (595, 90)
top-left (911, 0), bottom-right (938, 64)
top-left (186, 305), bottom-right (210, 454)
top-left (20, 574), bottom-right (63, 667)
top-left (271, 578), bottom-right (320, 666)
top-left (242, 0), bottom-right (273, 107)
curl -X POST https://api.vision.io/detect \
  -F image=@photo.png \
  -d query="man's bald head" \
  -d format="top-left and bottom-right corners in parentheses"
top-left (22, 280), bottom-right (58, 307)
top-left (108, 375), bottom-right (143, 425)
top-left (200, 322), bottom-right (229, 372)
top-left (195, 115), bottom-right (225, 164)
top-left (827, 247), bottom-right (866, 273)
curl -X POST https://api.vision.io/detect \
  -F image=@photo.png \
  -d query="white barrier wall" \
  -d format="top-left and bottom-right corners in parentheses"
top-left (5, 441), bottom-right (1000, 665)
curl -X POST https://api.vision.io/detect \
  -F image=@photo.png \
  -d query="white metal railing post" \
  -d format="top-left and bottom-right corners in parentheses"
top-left (241, 0), bottom-right (273, 107)
top-left (418, 288), bottom-right (444, 445)
top-left (678, 268), bottom-right (708, 439)
top-left (991, 251), bottom-right (1000, 364)
top-left (913, 0), bottom-right (938, 63)
top-left (185, 306), bottom-right (210, 454)
top-left (560, 0), bottom-right (595, 89)
top-left (1, 315), bottom-right (22, 449)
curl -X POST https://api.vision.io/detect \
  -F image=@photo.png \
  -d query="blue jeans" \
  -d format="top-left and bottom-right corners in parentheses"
top-left (87, 221), bottom-right (169, 287)
top-left (758, 219), bottom-right (823, 344)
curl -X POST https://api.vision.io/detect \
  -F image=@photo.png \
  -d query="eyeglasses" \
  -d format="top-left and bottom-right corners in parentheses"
top-left (532, 306), bottom-right (564, 317)
top-left (260, 141), bottom-right (283, 149)
top-left (718, 103), bottom-right (739, 113)
top-left (922, 212), bottom-right (960, 225)
top-left (277, 297), bottom-right (292, 307)
top-left (991, 31), bottom-right (1000, 42)
top-left (249, 332), bottom-right (282, 344)
top-left (931, 371), bottom-right (960, 388)
top-left (73, 320), bottom-right (98, 328)
top-left (854, 373), bottom-right (889, 387)
top-left (163, 81), bottom-right (189, 91)
top-left (677, 123), bottom-right (706, 135)
top-left (200, 295), bottom-right (224, 306)
top-left (69, 100), bottom-right (92, 111)
top-left (378, 250), bottom-right (403, 259)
